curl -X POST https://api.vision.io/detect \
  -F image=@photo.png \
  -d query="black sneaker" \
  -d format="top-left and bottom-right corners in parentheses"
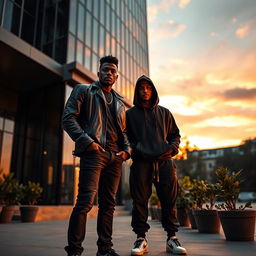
top-left (131, 237), bottom-right (148, 255)
top-left (96, 248), bottom-right (120, 256)
top-left (166, 236), bottom-right (187, 255)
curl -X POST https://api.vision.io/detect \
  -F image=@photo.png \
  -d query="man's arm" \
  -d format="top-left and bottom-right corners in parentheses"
top-left (62, 85), bottom-right (94, 152)
top-left (116, 108), bottom-right (132, 160)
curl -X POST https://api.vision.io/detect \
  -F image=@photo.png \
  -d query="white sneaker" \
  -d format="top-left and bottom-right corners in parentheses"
top-left (131, 237), bottom-right (149, 255)
top-left (166, 236), bottom-right (187, 255)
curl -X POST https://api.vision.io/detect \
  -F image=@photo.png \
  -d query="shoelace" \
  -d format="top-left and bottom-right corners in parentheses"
top-left (134, 239), bottom-right (145, 248)
top-left (171, 238), bottom-right (181, 247)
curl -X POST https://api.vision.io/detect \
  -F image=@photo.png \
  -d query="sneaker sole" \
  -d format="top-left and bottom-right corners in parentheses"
top-left (131, 247), bottom-right (149, 255)
top-left (166, 245), bottom-right (187, 255)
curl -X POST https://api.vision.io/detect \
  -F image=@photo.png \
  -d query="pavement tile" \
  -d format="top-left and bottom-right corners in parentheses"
top-left (0, 215), bottom-right (255, 256)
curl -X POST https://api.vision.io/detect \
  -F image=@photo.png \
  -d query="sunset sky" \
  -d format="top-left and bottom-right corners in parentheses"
top-left (147, 0), bottom-right (256, 150)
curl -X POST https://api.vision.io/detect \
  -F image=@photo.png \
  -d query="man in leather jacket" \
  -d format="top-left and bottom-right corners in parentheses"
top-left (126, 76), bottom-right (187, 255)
top-left (63, 56), bottom-right (131, 256)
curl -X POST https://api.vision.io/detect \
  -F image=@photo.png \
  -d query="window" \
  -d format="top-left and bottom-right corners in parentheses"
top-left (3, 0), bottom-right (21, 36)
top-left (92, 18), bottom-right (99, 53)
top-left (67, 34), bottom-right (75, 63)
top-left (0, 116), bottom-right (14, 176)
top-left (76, 40), bottom-right (83, 64)
top-left (77, 4), bottom-right (85, 41)
top-left (85, 11), bottom-right (92, 48)
top-left (84, 47), bottom-right (91, 70)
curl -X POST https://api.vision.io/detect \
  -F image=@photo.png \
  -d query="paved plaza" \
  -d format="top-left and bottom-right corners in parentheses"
top-left (0, 214), bottom-right (255, 256)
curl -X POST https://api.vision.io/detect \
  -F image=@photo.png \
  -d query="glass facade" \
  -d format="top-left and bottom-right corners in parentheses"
top-left (66, 0), bottom-right (149, 102)
top-left (0, 0), bottom-right (149, 102)
top-left (0, 0), bottom-right (69, 63)
top-left (0, 0), bottom-right (149, 205)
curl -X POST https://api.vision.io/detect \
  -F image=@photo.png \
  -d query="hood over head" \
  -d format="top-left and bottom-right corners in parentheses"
top-left (133, 75), bottom-right (159, 108)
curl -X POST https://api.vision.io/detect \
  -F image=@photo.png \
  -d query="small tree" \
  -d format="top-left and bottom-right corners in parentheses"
top-left (189, 179), bottom-right (207, 209)
top-left (215, 167), bottom-right (251, 210)
top-left (0, 173), bottom-right (24, 205)
top-left (204, 183), bottom-right (221, 210)
top-left (23, 181), bottom-right (43, 205)
top-left (149, 187), bottom-right (160, 207)
top-left (176, 176), bottom-right (195, 210)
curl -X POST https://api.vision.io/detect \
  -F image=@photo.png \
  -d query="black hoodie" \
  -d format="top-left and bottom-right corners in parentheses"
top-left (126, 75), bottom-right (180, 159)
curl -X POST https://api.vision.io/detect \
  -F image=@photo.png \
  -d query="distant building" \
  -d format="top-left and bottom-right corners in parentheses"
top-left (0, 0), bottom-right (149, 204)
top-left (189, 139), bottom-right (256, 181)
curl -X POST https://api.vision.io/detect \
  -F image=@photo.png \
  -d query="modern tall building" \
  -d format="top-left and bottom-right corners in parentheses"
top-left (0, 0), bottom-right (149, 205)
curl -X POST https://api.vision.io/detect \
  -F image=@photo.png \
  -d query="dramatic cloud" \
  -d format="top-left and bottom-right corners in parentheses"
top-left (147, 6), bottom-right (158, 23)
top-left (147, 0), bottom-right (256, 149)
top-left (154, 21), bottom-right (187, 39)
top-left (232, 18), bottom-right (238, 24)
top-left (222, 87), bottom-right (256, 100)
top-left (147, 0), bottom-right (176, 23)
top-left (179, 0), bottom-right (191, 9)
top-left (210, 32), bottom-right (218, 37)
top-left (236, 24), bottom-right (249, 38)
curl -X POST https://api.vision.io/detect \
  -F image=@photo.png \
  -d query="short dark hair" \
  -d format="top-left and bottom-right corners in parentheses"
top-left (99, 55), bottom-right (118, 68)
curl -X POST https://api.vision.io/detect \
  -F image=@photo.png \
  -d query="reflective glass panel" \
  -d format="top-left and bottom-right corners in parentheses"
top-left (76, 40), bottom-right (83, 64)
top-left (84, 47), bottom-right (91, 70)
top-left (67, 34), bottom-right (75, 63)
top-left (4, 119), bottom-right (14, 133)
top-left (0, 133), bottom-right (13, 176)
top-left (78, 3), bottom-right (84, 40)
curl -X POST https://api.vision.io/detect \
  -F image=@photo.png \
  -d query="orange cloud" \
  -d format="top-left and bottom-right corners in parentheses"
top-left (147, 0), bottom-right (176, 23)
top-left (221, 87), bottom-right (256, 101)
top-left (156, 22), bottom-right (187, 39)
top-left (236, 24), bottom-right (249, 39)
top-left (179, 0), bottom-right (191, 9)
top-left (210, 32), bottom-right (218, 37)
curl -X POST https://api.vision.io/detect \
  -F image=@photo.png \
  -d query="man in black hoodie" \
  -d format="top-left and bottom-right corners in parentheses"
top-left (126, 75), bottom-right (187, 255)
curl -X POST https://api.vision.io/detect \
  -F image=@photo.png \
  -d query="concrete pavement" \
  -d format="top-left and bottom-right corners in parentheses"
top-left (1, 214), bottom-right (255, 256)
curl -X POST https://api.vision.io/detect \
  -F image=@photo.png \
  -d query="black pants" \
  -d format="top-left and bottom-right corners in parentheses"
top-left (65, 151), bottom-right (123, 255)
top-left (130, 159), bottom-right (179, 237)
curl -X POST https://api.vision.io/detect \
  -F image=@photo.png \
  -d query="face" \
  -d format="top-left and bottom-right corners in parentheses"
top-left (98, 63), bottom-right (118, 86)
top-left (138, 81), bottom-right (153, 101)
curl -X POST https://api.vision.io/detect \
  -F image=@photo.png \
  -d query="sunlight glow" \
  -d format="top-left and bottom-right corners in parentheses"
top-left (194, 116), bottom-right (252, 128)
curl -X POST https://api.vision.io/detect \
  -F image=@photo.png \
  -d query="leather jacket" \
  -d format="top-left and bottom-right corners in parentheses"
top-left (62, 81), bottom-right (131, 157)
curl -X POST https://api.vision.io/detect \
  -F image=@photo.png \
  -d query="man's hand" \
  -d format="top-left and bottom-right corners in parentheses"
top-left (116, 151), bottom-right (129, 160)
top-left (161, 148), bottom-right (173, 157)
top-left (86, 142), bottom-right (105, 152)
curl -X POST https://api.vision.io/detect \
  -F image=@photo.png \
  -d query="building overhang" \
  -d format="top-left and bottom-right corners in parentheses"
top-left (0, 27), bottom-right (63, 92)
top-left (0, 27), bottom-right (132, 107)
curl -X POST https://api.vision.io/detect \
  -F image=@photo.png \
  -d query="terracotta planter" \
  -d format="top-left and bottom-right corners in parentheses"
top-left (177, 208), bottom-right (190, 227)
top-left (193, 209), bottom-right (220, 233)
top-left (187, 209), bottom-right (197, 229)
top-left (20, 206), bottom-right (39, 222)
top-left (218, 210), bottom-right (256, 241)
top-left (0, 206), bottom-right (15, 224)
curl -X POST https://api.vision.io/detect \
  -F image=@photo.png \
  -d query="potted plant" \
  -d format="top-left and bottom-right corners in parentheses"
top-left (188, 179), bottom-right (206, 229)
top-left (0, 173), bottom-right (24, 223)
top-left (176, 176), bottom-right (192, 227)
top-left (20, 181), bottom-right (43, 222)
top-left (216, 167), bottom-right (255, 241)
top-left (192, 182), bottom-right (221, 233)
